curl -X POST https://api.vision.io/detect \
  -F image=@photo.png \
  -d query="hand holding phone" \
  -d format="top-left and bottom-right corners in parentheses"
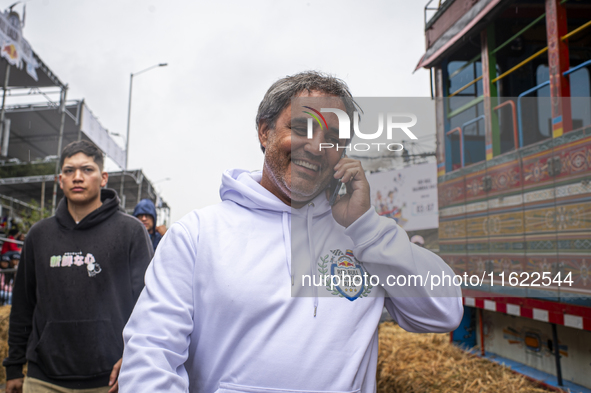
top-left (326, 153), bottom-right (372, 228)
top-left (328, 149), bottom-right (347, 206)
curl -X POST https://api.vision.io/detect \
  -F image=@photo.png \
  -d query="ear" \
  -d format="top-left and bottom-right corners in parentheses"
top-left (258, 121), bottom-right (271, 151)
top-left (58, 173), bottom-right (64, 190)
top-left (101, 172), bottom-right (108, 188)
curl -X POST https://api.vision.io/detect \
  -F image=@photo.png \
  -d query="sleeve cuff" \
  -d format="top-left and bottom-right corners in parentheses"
top-left (5, 364), bottom-right (24, 380)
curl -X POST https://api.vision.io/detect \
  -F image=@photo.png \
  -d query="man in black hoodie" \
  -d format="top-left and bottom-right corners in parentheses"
top-left (3, 140), bottom-right (154, 393)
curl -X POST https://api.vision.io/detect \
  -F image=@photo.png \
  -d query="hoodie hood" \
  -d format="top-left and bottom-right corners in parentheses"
top-left (55, 188), bottom-right (121, 230)
top-left (133, 199), bottom-right (158, 232)
top-left (219, 168), bottom-right (332, 216)
top-left (220, 169), bottom-right (291, 213)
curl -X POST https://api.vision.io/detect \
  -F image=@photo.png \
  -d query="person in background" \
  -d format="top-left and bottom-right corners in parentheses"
top-left (1, 228), bottom-right (22, 256)
top-left (410, 235), bottom-right (425, 247)
top-left (133, 199), bottom-right (166, 251)
top-left (3, 140), bottom-right (153, 393)
top-left (0, 252), bottom-right (19, 305)
top-left (0, 254), bottom-right (11, 270)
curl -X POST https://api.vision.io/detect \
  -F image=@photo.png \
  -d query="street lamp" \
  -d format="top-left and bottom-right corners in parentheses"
top-left (125, 63), bottom-right (168, 170)
top-left (119, 63), bottom-right (167, 210)
top-left (153, 177), bottom-right (171, 184)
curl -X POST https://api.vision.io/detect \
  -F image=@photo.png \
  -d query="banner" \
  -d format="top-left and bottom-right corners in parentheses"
top-left (80, 104), bottom-right (126, 169)
top-left (0, 11), bottom-right (39, 81)
top-left (368, 162), bottom-right (438, 231)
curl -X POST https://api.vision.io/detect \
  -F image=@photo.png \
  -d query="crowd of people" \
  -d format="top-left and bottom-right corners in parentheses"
top-left (1, 72), bottom-right (461, 393)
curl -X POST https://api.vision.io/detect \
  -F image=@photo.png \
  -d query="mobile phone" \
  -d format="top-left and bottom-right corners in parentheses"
top-left (328, 177), bottom-right (342, 206)
top-left (328, 149), bottom-right (347, 206)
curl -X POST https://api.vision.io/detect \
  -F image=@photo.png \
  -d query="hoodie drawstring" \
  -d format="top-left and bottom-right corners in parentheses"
top-left (281, 212), bottom-right (293, 285)
top-left (307, 204), bottom-right (319, 317)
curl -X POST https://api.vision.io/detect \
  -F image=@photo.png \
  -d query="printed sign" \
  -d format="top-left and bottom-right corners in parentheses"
top-left (368, 162), bottom-right (438, 231)
top-left (0, 11), bottom-right (39, 81)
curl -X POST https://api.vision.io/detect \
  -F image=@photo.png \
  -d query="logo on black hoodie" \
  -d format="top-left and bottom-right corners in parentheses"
top-left (50, 251), bottom-right (102, 277)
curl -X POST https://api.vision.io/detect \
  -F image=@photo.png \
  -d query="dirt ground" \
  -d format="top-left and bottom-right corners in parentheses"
top-left (377, 322), bottom-right (553, 393)
top-left (0, 305), bottom-right (10, 384)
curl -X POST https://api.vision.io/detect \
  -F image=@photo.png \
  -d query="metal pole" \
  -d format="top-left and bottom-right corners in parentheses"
top-left (123, 63), bottom-right (167, 170)
top-left (0, 64), bottom-right (11, 153)
top-left (1, 118), bottom-right (9, 156)
top-left (120, 64), bottom-right (167, 206)
top-left (429, 67), bottom-right (434, 100)
top-left (51, 86), bottom-right (68, 216)
top-left (137, 171), bottom-right (143, 206)
top-left (125, 73), bottom-right (133, 170)
top-left (551, 323), bottom-right (563, 386)
top-left (119, 74), bottom-right (133, 208)
top-left (479, 308), bottom-right (485, 356)
top-left (76, 100), bottom-right (83, 140)
top-left (119, 170), bottom-right (126, 208)
top-left (40, 180), bottom-right (45, 214)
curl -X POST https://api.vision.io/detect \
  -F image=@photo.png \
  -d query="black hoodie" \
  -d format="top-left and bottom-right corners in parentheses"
top-left (3, 189), bottom-right (154, 389)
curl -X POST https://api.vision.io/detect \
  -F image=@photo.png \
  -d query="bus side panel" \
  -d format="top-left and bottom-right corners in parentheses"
top-left (521, 137), bottom-right (560, 300)
top-left (481, 309), bottom-right (591, 388)
top-left (439, 173), bottom-right (468, 278)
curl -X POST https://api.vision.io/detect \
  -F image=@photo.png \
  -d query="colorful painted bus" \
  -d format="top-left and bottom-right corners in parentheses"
top-left (418, 0), bottom-right (591, 389)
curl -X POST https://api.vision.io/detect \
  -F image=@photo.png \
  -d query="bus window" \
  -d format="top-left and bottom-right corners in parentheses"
top-left (570, 66), bottom-right (590, 130)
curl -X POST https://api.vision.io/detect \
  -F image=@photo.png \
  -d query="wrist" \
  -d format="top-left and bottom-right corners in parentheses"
top-left (5, 364), bottom-right (24, 380)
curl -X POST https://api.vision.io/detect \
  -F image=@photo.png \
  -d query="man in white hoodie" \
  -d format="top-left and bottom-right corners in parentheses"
top-left (119, 71), bottom-right (463, 393)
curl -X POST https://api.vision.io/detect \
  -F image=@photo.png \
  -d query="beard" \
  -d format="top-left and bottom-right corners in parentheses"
top-left (263, 141), bottom-right (330, 204)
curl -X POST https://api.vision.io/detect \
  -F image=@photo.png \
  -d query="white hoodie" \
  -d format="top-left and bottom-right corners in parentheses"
top-left (119, 169), bottom-right (462, 393)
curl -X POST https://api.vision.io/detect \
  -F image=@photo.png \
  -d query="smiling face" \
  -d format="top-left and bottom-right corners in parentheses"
top-left (258, 90), bottom-right (347, 208)
top-left (59, 152), bottom-right (108, 207)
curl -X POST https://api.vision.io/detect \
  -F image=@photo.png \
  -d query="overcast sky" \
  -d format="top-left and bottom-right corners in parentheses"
top-left (11, 0), bottom-right (433, 223)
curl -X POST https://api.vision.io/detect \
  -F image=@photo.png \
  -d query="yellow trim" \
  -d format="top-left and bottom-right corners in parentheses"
top-left (491, 47), bottom-right (548, 84)
top-left (561, 19), bottom-right (591, 41)
top-left (490, 20), bottom-right (591, 84)
top-left (448, 76), bottom-right (483, 98)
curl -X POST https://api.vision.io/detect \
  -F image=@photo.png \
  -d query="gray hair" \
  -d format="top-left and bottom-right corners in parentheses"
top-left (256, 71), bottom-right (356, 153)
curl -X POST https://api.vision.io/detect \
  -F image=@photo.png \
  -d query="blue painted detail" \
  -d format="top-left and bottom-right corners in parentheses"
top-left (526, 288), bottom-right (560, 303)
top-left (563, 59), bottom-right (591, 76)
top-left (442, 59), bottom-right (452, 174)
top-left (463, 140), bottom-right (486, 164)
top-left (487, 285), bottom-right (529, 297)
top-left (559, 295), bottom-right (591, 308)
top-left (517, 81), bottom-right (550, 149)
top-left (513, 61), bottom-right (591, 149)
top-left (452, 306), bottom-right (476, 348)
top-left (461, 115), bottom-right (486, 167)
top-left (482, 351), bottom-right (591, 393)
